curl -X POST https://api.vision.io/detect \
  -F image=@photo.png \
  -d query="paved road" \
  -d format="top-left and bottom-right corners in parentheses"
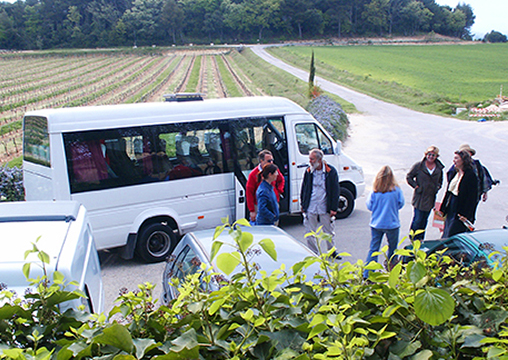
top-left (100, 45), bottom-right (508, 313)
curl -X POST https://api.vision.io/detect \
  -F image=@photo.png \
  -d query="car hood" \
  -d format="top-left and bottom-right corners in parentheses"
top-left (0, 221), bottom-right (69, 296)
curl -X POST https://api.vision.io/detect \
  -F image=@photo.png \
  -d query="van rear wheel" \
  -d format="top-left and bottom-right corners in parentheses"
top-left (336, 188), bottom-right (354, 219)
top-left (136, 223), bottom-right (175, 263)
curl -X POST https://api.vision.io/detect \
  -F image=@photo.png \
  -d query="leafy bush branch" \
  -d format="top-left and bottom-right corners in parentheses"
top-left (3, 224), bottom-right (508, 359)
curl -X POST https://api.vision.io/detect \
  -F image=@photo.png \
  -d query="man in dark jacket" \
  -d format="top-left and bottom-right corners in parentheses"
top-left (406, 146), bottom-right (444, 240)
top-left (300, 148), bottom-right (340, 256)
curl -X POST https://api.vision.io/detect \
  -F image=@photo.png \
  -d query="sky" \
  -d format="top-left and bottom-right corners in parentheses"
top-left (435, 0), bottom-right (508, 39)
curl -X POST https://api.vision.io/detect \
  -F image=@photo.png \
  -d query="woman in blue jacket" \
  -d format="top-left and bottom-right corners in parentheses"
top-left (364, 165), bottom-right (405, 278)
top-left (256, 164), bottom-right (280, 226)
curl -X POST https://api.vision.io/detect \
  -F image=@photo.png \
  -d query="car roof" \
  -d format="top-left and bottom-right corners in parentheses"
top-left (0, 201), bottom-right (82, 294)
top-left (0, 201), bottom-right (80, 223)
top-left (184, 225), bottom-right (319, 278)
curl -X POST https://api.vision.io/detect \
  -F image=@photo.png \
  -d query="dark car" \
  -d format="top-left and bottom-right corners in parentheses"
top-left (406, 228), bottom-right (508, 266)
top-left (161, 225), bottom-right (321, 304)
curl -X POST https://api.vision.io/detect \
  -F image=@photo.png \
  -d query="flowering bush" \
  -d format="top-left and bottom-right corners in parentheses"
top-left (307, 95), bottom-right (349, 142)
top-left (0, 165), bottom-right (24, 201)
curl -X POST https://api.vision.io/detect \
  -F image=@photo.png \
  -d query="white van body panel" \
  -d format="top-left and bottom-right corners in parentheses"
top-left (23, 97), bottom-right (364, 259)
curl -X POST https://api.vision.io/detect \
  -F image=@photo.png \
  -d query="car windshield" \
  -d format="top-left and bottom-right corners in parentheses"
top-left (463, 229), bottom-right (508, 263)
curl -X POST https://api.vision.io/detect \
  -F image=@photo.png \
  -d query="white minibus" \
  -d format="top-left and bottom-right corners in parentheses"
top-left (23, 96), bottom-right (364, 262)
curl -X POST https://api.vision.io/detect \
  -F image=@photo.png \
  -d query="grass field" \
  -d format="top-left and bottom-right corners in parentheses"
top-left (269, 44), bottom-right (508, 116)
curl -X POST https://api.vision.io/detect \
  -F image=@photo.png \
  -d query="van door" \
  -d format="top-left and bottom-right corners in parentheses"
top-left (229, 117), bottom-right (289, 217)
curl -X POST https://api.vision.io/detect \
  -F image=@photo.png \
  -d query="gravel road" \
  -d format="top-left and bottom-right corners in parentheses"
top-left (100, 45), bottom-right (508, 313)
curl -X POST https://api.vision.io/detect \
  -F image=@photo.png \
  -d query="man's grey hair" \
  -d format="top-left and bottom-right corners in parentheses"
top-left (310, 148), bottom-right (324, 161)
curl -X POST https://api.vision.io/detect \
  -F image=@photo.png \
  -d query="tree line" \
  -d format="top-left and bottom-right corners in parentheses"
top-left (0, 0), bottom-right (476, 50)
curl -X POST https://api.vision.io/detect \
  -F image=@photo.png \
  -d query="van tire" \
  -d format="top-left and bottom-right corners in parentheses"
top-left (136, 223), bottom-right (175, 263)
top-left (336, 188), bottom-right (354, 219)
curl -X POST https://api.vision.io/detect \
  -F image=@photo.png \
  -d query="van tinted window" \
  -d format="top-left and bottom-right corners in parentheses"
top-left (23, 116), bottom-right (50, 167)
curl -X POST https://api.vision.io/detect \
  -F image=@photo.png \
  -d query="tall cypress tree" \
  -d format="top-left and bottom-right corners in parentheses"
top-left (308, 50), bottom-right (316, 98)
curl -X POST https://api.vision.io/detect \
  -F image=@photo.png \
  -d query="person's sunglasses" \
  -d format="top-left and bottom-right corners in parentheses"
top-left (267, 159), bottom-right (274, 163)
top-left (427, 153), bottom-right (437, 157)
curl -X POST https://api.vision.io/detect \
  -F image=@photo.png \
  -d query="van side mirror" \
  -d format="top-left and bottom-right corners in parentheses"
top-left (335, 141), bottom-right (342, 155)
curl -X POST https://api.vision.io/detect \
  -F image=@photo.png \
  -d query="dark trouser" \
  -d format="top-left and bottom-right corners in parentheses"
top-left (442, 194), bottom-right (469, 238)
top-left (410, 208), bottom-right (431, 240)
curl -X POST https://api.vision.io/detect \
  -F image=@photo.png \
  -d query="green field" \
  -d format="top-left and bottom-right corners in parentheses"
top-left (269, 44), bottom-right (508, 116)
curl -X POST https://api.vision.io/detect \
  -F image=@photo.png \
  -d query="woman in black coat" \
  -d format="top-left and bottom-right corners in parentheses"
top-left (438, 150), bottom-right (478, 238)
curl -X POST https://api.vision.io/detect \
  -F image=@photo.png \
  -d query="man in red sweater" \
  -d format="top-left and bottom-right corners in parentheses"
top-left (246, 150), bottom-right (285, 222)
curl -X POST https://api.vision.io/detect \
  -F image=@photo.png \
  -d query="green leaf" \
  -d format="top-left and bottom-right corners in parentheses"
top-left (235, 218), bottom-right (251, 227)
top-left (38, 250), bottom-right (51, 265)
top-left (308, 323), bottom-right (328, 339)
top-left (22, 262), bottom-right (31, 279)
top-left (93, 324), bottom-right (133, 353)
top-left (259, 238), bottom-right (277, 261)
top-left (53, 271), bottom-right (65, 284)
top-left (389, 262), bottom-right (402, 288)
top-left (216, 252), bottom-right (241, 275)
top-left (133, 338), bottom-right (157, 359)
top-left (238, 232), bottom-right (254, 253)
top-left (412, 349), bottom-right (433, 360)
top-left (415, 288), bottom-right (455, 326)
top-left (407, 262), bottom-right (426, 285)
top-left (170, 328), bottom-right (199, 357)
top-left (382, 304), bottom-right (400, 318)
top-left (211, 241), bottom-right (224, 261)
top-left (214, 225), bottom-right (225, 240)
top-left (254, 317), bottom-right (266, 327)
top-left (209, 298), bottom-right (226, 315)
top-left (241, 309), bottom-right (254, 322)
top-left (113, 355), bottom-right (136, 360)
top-left (493, 269), bottom-right (503, 282)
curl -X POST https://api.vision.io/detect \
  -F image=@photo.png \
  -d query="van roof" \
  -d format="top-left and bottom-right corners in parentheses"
top-left (24, 97), bottom-right (307, 134)
top-left (0, 201), bottom-right (81, 222)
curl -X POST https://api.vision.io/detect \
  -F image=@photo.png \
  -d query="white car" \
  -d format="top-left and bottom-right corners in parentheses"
top-left (161, 225), bottom-right (321, 304)
top-left (0, 201), bottom-right (104, 313)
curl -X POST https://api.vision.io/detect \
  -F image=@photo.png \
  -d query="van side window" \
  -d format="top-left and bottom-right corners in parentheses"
top-left (230, 117), bottom-right (286, 177)
top-left (63, 121), bottom-right (232, 193)
top-left (23, 116), bottom-right (51, 167)
top-left (295, 123), bottom-right (333, 155)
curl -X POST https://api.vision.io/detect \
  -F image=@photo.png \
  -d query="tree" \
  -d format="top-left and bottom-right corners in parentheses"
top-left (122, 0), bottom-right (165, 46)
top-left (400, 0), bottom-right (433, 35)
top-left (362, 0), bottom-right (389, 36)
top-left (160, 0), bottom-right (184, 44)
top-left (456, 3), bottom-right (474, 39)
top-left (483, 30), bottom-right (508, 43)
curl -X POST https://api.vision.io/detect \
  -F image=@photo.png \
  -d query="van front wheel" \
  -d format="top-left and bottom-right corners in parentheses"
top-left (336, 188), bottom-right (354, 219)
top-left (136, 223), bottom-right (175, 263)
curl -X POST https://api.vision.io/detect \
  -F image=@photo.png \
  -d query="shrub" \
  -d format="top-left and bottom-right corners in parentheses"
top-left (483, 31), bottom-right (508, 43)
top-left (307, 95), bottom-right (349, 142)
top-left (0, 165), bottom-right (24, 201)
top-left (3, 222), bottom-right (508, 359)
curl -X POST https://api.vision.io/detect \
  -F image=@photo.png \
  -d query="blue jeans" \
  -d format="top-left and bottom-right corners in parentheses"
top-left (364, 227), bottom-right (399, 278)
top-left (410, 208), bottom-right (431, 240)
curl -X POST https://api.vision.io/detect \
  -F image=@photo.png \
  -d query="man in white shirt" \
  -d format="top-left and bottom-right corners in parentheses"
top-left (300, 149), bottom-right (340, 257)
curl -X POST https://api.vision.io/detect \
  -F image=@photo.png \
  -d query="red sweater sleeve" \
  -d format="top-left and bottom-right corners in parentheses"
top-left (246, 169), bottom-right (260, 212)
top-left (274, 169), bottom-right (285, 201)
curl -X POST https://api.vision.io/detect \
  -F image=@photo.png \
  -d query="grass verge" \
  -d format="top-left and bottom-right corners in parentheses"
top-left (230, 48), bottom-right (357, 113)
top-left (268, 44), bottom-right (508, 118)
